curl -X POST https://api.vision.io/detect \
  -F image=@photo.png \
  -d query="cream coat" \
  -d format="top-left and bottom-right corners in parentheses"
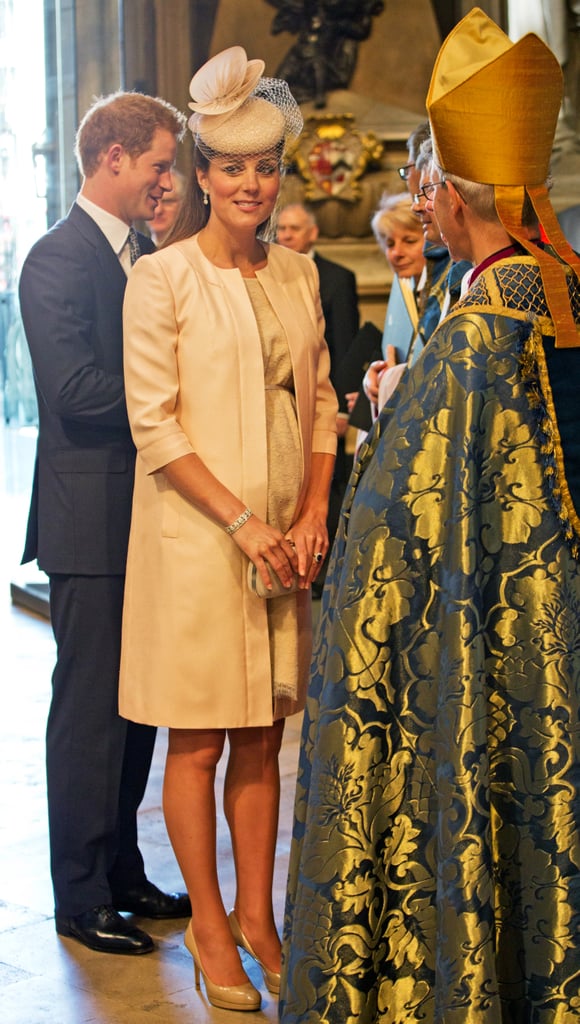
top-left (119, 237), bottom-right (338, 728)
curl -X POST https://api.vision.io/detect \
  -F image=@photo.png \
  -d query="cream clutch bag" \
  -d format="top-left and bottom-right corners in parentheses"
top-left (247, 562), bottom-right (299, 599)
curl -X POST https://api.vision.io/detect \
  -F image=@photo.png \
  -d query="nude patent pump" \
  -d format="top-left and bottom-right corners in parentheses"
top-left (228, 909), bottom-right (281, 995)
top-left (184, 920), bottom-right (261, 1011)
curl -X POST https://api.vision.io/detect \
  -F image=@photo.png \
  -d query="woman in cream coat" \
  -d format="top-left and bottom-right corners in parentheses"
top-left (120, 48), bottom-right (337, 1012)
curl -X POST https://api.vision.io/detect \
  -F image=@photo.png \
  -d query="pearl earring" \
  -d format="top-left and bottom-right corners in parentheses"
top-left (203, 190), bottom-right (209, 206)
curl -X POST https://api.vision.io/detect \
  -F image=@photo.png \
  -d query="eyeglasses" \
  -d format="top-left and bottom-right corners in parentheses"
top-left (413, 178), bottom-right (447, 203)
top-left (397, 163), bottom-right (414, 181)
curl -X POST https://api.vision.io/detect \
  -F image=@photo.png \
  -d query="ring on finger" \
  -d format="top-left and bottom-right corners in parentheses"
top-left (313, 552), bottom-right (323, 563)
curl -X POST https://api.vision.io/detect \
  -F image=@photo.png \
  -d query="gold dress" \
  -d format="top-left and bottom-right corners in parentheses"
top-left (280, 253), bottom-right (580, 1023)
top-left (245, 278), bottom-right (304, 718)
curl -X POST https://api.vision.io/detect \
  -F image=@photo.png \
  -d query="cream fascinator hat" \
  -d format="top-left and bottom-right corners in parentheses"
top-left (188, 46), bottom-right (303, 159)
top-left (427, 7), bottom-right (580, 349)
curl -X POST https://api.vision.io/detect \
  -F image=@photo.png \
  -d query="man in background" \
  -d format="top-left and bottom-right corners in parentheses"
top-left (148, 168), bottom-right (186, 247)
top-left (19, 91), bottom-right (189, 956)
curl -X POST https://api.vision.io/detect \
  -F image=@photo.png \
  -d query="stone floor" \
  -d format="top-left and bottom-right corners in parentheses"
top-left (0, 422), bottom-right (306, 1023)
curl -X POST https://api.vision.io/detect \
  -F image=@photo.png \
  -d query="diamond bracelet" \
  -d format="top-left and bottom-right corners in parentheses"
top-left (225, 507), bottom-right (253, 535)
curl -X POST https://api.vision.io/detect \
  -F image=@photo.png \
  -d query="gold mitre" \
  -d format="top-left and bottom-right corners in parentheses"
top-left (427, 7), bottom-right (580, 348)
top-left (427, 7), bottom-right (561, 186)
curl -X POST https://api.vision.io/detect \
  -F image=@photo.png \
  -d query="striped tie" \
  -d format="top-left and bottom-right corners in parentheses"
top-left (127, 226), bottom-right (141, 266)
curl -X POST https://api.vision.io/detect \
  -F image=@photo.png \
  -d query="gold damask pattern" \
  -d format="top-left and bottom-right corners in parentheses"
top-left (280, 258), bottom-right (580, 1023)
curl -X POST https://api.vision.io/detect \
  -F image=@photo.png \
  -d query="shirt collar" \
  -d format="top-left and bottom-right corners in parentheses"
top-left (76, 192), bottom-right (132, 256)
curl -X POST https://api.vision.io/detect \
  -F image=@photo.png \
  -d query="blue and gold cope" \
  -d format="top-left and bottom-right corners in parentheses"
top-left (280, 251), bottom-right (580, 1023)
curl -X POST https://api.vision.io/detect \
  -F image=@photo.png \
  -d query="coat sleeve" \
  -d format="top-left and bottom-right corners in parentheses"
top-left (123, 252), bottom-right (196, 473)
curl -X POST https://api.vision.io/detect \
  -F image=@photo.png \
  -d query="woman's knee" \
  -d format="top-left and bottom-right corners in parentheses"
top-left (167, 727), bottom-right (227, 771)
top-left (227, 721), bottom-right (285, 767)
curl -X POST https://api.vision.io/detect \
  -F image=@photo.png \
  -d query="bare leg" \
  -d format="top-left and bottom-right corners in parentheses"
top-left (163, 728), bottom-right (248, 985)
top-left (225, 719), bottom-right (285, 972)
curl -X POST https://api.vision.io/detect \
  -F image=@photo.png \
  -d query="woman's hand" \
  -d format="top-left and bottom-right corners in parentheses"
top-left (231, 515), bottom-right (299, 594)
top-left (283, 451), bottom-right (335, 589)
top-left (284, 508), bottom-right (329, 589)
top-left (336, 413), bottom-right (349, 438)
top-left (362, 360), bottom-right (388, 404)
top-left (345, 391), bottom-right (359, 414)
top-left (161, 453), bottom-right (299, 595)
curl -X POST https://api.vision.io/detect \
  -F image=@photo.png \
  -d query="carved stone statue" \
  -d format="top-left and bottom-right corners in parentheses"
top-left (266, 0), bottom-right (385, 108)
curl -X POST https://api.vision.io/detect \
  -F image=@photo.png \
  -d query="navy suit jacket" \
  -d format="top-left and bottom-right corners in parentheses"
top-left (19, 202), bottom-right (155, 574)
top-left (313, 252), bottom-right (359, 413)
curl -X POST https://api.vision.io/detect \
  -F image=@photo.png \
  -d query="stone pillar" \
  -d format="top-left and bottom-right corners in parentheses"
top-left (75, 0), bottom-right (123, 118)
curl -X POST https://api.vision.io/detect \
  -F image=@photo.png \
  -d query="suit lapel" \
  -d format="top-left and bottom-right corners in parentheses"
top-left (67, 203), bottom-right (128, 286)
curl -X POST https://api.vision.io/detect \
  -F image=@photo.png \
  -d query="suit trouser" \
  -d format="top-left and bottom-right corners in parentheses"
top-left (47, 573), bottom-right (156, 917)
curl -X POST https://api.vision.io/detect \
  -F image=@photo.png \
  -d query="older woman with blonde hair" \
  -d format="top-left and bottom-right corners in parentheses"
top-left (371, 191), bottom-right (426, 281)
top-left (120, 47), bottom-right (337, 1012)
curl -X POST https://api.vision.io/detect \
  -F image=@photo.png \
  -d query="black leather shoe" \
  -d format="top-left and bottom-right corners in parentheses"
top-left (55, 904), bottom-right (154, 955)
top-left (112, 879), bottom-right (191, 919)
